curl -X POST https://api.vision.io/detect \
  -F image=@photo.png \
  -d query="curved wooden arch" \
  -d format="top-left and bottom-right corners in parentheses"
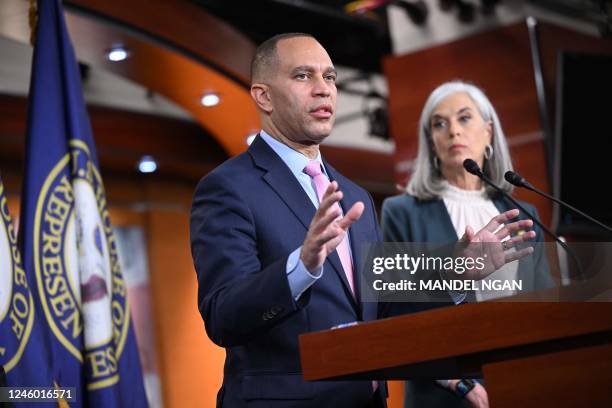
top-left (64, 0), bottom-right (255, 86)
top-left (0, 0), bottom-right (260, 157)
top-left (63, 9), bottom-right (260, 157)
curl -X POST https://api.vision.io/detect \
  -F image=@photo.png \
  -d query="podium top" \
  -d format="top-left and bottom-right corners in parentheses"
top-left (299, 301), bottom-right (612, 381)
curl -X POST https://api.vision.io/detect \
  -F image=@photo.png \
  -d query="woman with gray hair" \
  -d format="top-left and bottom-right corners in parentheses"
top-left (382, 81), bottom-right (553, 408)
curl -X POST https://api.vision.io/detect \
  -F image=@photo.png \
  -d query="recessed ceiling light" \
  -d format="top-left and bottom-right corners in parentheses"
top-left (107, 47), bottom-right (129, 62)
top-left (200, 93), bottom-right (220, 107)
top-left (137, 155), bottom-right (157, 173)
top-left (246, 133), bottom-right (257, 145)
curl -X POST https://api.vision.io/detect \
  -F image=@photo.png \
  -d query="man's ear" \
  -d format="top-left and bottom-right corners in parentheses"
top-left (251, 83), bottom-right (273, 114)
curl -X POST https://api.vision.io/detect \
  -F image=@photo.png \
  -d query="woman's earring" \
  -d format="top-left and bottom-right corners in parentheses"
top-left (484, 144), bottom-right (494, 160)
top-left (433, 156), bottom-right (440, 171)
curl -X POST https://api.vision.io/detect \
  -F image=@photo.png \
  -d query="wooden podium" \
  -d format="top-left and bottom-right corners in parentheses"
top-left (299, 295), bottom-right (612, 407)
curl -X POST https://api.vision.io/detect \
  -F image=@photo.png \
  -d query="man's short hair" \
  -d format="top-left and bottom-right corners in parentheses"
top-left (250, 33), bottom-right (314, 84)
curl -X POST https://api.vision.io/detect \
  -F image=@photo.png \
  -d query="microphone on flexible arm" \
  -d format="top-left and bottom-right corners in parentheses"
top-left (504, 170), bottom-right (612, 235)
top-left (463, 159), bottom-right (584, 278)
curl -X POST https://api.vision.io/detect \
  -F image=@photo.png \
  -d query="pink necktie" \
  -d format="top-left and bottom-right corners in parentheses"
top-left (304, 160), bottom-right (355, 296)
top-left (304, 160), bottom-right (378, 393)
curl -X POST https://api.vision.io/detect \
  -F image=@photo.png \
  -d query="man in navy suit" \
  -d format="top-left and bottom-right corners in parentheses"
top-left (190, 33), bottom-right (534, 408)
top-left (190, 33), bottom-right (384, 407)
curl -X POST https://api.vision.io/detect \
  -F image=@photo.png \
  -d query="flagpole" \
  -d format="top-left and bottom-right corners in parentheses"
top-left (29, 0), bottom-right (38, 47)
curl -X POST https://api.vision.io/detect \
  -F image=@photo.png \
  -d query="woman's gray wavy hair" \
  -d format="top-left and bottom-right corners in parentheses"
top-left (407, 80), bottom-right (514, 200)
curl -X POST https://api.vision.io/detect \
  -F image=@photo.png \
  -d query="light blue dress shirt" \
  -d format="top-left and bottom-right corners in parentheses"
top-left (259, 131), bottom-right (350, 300)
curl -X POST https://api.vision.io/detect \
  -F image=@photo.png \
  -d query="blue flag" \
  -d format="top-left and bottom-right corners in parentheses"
top-left (1, 173), bottom-right (55, 407)
top-left (18, 0), bottom-right (148, 406)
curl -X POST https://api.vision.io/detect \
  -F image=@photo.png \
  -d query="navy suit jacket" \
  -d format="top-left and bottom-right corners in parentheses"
top-left (190, 135), bottom-right (385, 408)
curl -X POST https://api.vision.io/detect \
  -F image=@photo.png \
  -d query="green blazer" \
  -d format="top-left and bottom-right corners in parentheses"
top-left (382, 193), bottom-right (554, 293)
top-left (381, 193), bottom-right (554, 408)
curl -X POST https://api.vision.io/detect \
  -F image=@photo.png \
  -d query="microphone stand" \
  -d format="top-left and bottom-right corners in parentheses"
top-left (505, 171), bottom-right (612, 235)
top-left (463, 159), bottom-right (584, 279)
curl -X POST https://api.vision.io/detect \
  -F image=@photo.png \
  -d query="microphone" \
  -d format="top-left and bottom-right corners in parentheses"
top-left (463, 159), bottom-right (584, 278)
top-left (462, 158), bottom-right (482, 177)
top-left (504, 171), bottom-right (530, 188)
top-left (505, 170), bottom-right (612, 235)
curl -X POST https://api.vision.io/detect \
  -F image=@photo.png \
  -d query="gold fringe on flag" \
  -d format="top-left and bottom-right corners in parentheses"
top-left (54, 382), bottom-right (71, 408)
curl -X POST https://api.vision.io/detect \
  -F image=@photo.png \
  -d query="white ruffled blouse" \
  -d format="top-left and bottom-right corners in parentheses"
top-left (440, 182), bottom-right (519, 301)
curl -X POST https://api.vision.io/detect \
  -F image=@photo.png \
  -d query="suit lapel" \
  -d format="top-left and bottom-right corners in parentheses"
top-left (325, 161), bottom-right (363, 315)
top-left (249, 136), bottom-right (360, 313)
top-left (249, 136), bottom-right (315, 231)
top-left (431, 199), bottom-right (459, 242)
